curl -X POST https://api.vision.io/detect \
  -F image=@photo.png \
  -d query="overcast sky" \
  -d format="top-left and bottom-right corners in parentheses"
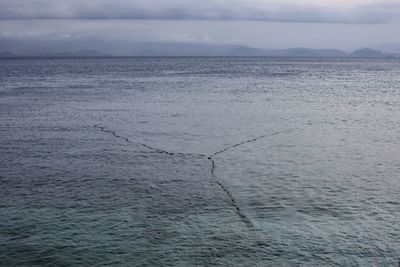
top-left (1, 0), bottom-right (400, 49)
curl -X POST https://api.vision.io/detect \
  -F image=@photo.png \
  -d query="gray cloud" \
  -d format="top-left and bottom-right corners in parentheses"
top-left (1, 0), bottom-right (400, 23)
top-left (2, 19), bottom-right (400, 52)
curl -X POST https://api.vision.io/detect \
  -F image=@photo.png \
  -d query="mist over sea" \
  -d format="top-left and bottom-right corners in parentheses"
top-left (1, 57), bottom-right (400, 266)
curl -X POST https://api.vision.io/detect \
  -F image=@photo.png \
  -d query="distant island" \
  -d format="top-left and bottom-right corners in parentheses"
top-left (0, 50), bottom-right (110, 58)
top-left (1, 42), bottom-right (399, 58)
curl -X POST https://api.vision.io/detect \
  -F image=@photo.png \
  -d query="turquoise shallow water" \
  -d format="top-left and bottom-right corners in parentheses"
top-left (1, 57), bottom-right (400, 266)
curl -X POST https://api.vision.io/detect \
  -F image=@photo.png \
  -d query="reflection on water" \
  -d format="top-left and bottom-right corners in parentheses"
top-left (1, 57), bottom-right (400, 266)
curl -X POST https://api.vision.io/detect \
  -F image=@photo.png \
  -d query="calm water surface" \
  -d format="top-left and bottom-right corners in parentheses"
top-left (1, 57), bottom-right (400, 266)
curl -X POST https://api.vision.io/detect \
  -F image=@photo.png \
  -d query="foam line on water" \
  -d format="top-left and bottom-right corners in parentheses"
top-left (207, 128), bottom-right (297, 227)
top-left (94, 125), bottom-right (205, 158)
top-left (210, 159), bottom-right (254, 227)
top-left (209, 129), bottom-right (296, 158)
top-left (94, 124), bottom-right (295, 228)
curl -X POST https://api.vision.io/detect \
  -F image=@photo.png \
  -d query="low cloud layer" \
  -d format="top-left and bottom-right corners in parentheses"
top-left (1, 0), bottom-right (400, 23)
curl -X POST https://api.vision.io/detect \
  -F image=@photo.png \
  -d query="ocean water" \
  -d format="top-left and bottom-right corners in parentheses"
top-left (1, 57), bottom-right (400, 266)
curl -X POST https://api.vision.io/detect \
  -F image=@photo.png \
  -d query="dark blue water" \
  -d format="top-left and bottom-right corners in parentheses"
top-left (1, 57), bottom-right (400, 266)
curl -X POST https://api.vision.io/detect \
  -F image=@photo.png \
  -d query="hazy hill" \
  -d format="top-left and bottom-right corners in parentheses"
top-left (350, 48), bottom-right (387, 58)
top-left (274, 48), bottom-right (348, 57)
top-left (1, 39), bottom-right (399, 58)
top-left (372, 43), bottom-right (400, 54)
top-left (38, 50), bottom-right (109, 57)
top-left (0, 51), bottom-right (15, 58)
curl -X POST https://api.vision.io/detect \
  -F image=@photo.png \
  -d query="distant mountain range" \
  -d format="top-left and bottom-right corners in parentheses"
top-left (0, 50), bottom-right (109, 58)
top-left (1, 41), bottom-right (399, 58)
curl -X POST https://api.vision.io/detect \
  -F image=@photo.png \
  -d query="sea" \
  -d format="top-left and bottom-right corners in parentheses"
top-left (1, 57), bottom-right (400, 266)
